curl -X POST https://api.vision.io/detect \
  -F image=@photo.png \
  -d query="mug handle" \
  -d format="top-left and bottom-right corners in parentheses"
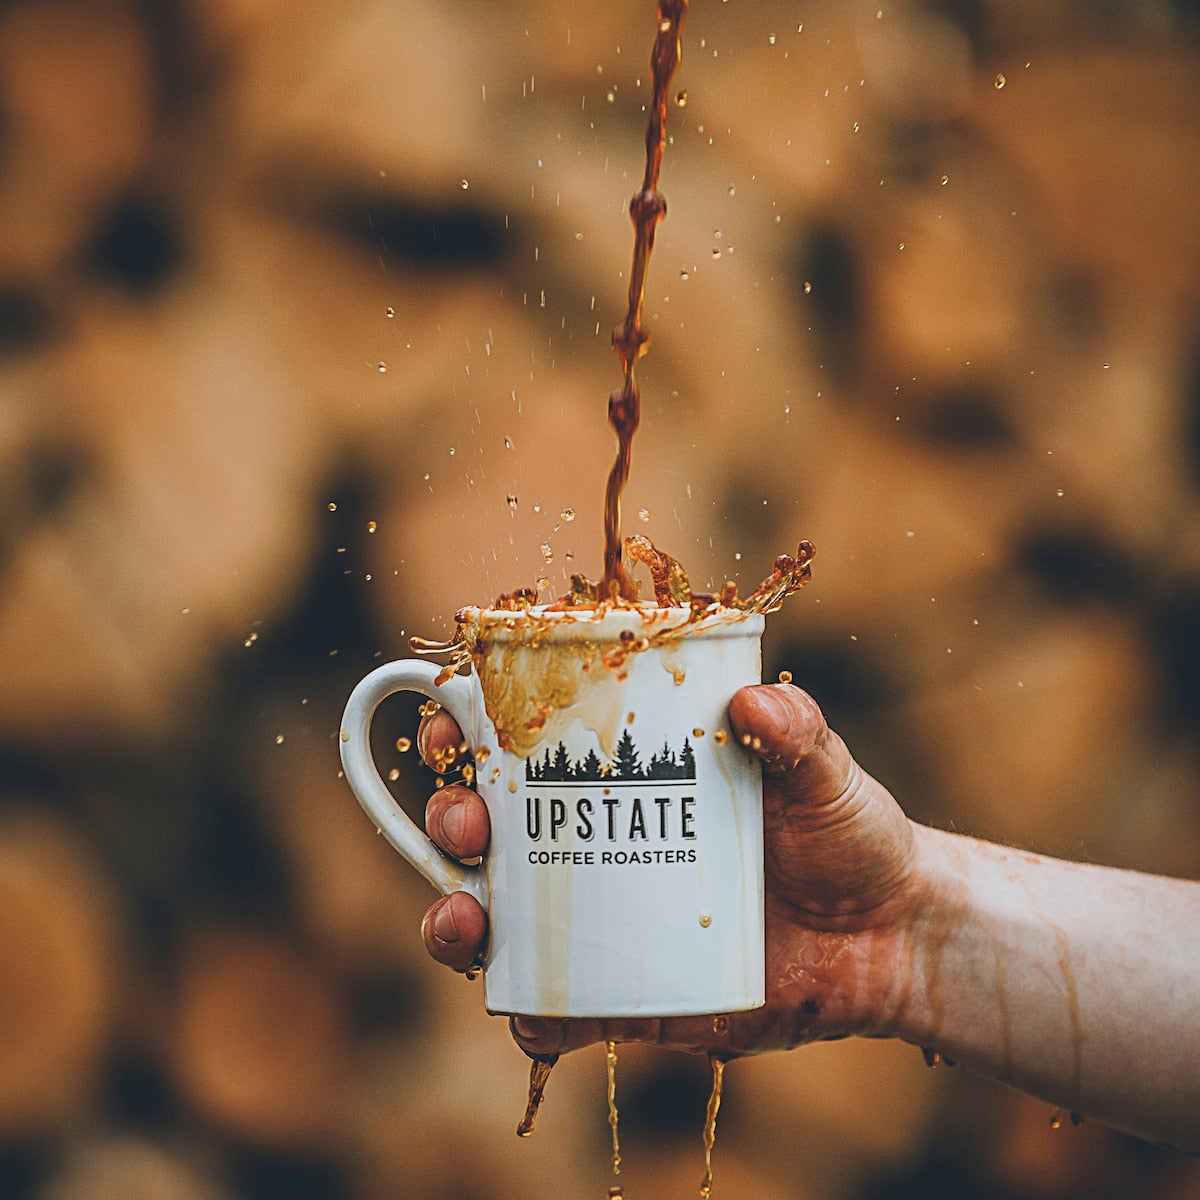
top-left (340, 660), bottom-right (487, 906)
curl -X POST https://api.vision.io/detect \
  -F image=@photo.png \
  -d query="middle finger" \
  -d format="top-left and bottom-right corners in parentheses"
top-left (426, 783), bottom-right (491, 860)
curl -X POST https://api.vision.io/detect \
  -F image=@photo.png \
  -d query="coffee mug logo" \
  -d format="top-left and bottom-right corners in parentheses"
top-left (526, 729), bottom-right (696, 782)
top-left (524, 729), bottom-right (698, 865)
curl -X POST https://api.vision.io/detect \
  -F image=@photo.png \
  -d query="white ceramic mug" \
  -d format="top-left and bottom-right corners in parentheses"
top-left (340, 605), bottom-right (765, 1018)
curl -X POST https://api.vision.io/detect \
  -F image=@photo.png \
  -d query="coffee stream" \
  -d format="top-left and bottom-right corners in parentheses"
top-left (700, 1055), bottom-right (726, 1200)
top-left (606, 1040), bottom-right (622, 1178)
top-left (602, 0), bottom-right (689, 600)
top-left (602, 1043), bottom-right (727, 1199)
top-left (437, 2), bottom-right (795, 1194)
top-left (471, 0), bottom-right (812, 618)
top-left (516, 1053), bottom-right (558, 1138)
top-left (411, 0), bottom-right (812, 675)
top-left (517, 1038), bottom-right (728, 1200)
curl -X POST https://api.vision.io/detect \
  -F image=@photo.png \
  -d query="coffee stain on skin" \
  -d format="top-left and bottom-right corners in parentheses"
top-left (993, 939), bottom-right (1014, 1081)
top-left (774, 932), bottom-right (853, 988)
top-left (774, 932), bottom-right (854, 1044)
top-left (1007, 862), bottom-right (1085, 1106)
top-left (877, 924), bottom-right (916, 1042)
top-left (1050, 921), bottom-right (1084, 1105)
top-left (920, 908), bottom-right (953, 1049)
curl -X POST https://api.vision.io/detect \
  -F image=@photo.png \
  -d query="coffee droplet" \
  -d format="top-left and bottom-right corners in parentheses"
top-left (699, 912), bottom-right (713, 928)
top-left (712, 1015), bottom-right (729, 1036)
top-left (692, 727), bottom-right (705, 737)
top-left (713, 730), bottom-right (729, 745)
top-left (396, 737), bottom-right (412, 752)
top-left (995, 71), bottom-right (1006, 88)
top-left (778, 670), bottom-right (793, 684)
top-left (388, 768), bottom-right (400, 781)
top-left (340, 731), bottom-right (350, 743)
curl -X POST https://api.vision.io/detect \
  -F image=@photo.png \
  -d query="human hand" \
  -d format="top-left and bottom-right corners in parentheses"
top-left (418, 684), bottom-right (926, 1057)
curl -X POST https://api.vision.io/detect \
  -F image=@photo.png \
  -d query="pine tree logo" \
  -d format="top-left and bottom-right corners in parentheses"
top-left (527, 730), bottom-right (696, 782)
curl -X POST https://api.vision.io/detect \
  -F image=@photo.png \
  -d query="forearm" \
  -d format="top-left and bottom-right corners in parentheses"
top-left (890, 824), bottom-right (1200, 1153)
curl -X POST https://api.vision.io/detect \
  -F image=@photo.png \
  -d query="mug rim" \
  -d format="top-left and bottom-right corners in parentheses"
top-left (458, 603), bottom-right (765, 643)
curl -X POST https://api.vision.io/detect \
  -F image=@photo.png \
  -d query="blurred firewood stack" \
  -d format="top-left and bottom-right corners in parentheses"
top-left (1, 1), bottom-right (1199, 1199)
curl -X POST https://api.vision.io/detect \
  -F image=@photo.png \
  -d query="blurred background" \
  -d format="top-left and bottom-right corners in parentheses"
top-left (2, 0), bottom-right (1200, 1197)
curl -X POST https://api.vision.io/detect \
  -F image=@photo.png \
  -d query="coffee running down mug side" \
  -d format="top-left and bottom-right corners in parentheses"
top-left (340, 606), bottom-right (766, 1019)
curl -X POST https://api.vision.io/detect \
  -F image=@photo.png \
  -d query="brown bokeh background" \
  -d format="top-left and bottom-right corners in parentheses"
top-left (2, 0), bottom-right (1200, 1197)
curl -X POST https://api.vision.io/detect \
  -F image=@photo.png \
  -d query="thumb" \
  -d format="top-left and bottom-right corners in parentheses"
top-left (730, 684), bottom-right (916, 917)
top-left (728, 684), bottom-right (857, 806)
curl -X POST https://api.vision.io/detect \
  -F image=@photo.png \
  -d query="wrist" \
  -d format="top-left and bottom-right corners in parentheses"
top-left (876, 822), bottom-right (973, 1046)
top-left (881, 825), bottom-right (1058, 1076)
top-left (807, 819), bottom-right (960, 1044)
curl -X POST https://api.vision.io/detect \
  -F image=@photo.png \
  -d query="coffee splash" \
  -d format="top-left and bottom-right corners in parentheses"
top-left (410, 538), bottom-right (815, 705)
top-left (404, 4), bottom-right (812, 1195)
top-left (410, 0), bottom-right (813, 685)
